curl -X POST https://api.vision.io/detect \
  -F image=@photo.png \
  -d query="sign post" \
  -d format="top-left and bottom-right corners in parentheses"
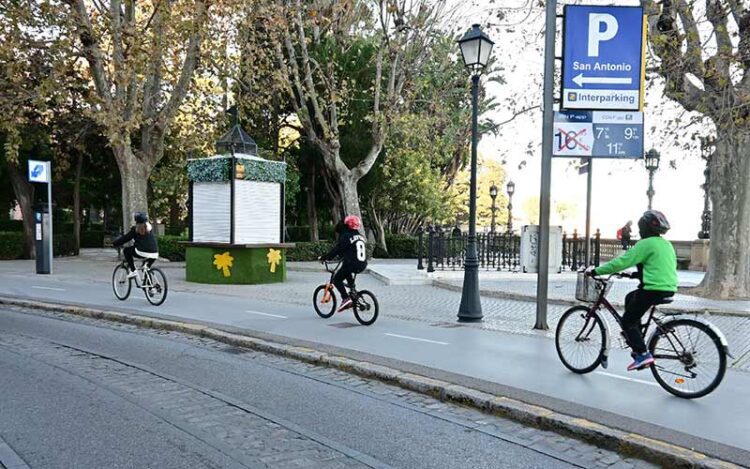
top-left (28, 160), bottom-right (52, 274)
top-left (537, 5), bottom-right (646, 326)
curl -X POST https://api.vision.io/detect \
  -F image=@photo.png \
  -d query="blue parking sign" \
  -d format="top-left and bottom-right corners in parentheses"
top-left (562, 5), bottom-right (645, 111)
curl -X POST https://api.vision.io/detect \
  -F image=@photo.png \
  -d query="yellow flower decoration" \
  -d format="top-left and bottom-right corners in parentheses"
top-left (213, 252), bottom-right (234, 277)
top-left (267, 248), bottom-right (282, 273)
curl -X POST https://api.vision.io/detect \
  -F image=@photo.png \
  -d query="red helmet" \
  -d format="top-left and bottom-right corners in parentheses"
top-left (344, 215), bottom-right (361, 230)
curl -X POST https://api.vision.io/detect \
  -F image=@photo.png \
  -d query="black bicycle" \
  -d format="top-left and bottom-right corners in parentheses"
top-left (112, 256), bottom-right (168, 306)
top-left (555, 271), bottom-right (730, 399)
top-left (313, 261), bottom-right (379, 326)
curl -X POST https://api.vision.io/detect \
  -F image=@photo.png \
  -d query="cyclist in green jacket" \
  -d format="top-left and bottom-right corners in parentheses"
top-left (591, 210), bottom-right (678, 371)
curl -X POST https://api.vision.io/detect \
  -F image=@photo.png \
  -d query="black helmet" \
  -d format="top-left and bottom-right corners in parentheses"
top-left (134, 212), bottom-right (149, 224)
top-left (638, 210), bottom-right (670, 237)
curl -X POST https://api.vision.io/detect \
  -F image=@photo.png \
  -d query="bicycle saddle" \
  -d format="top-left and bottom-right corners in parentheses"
top-left (653, 297), bottom-right (674, 306)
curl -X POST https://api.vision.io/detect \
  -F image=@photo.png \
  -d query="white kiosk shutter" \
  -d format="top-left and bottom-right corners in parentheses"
top-left (234, 180), bottom-right (281, 244)
top-left (193, 182), bottom-right (231, 242)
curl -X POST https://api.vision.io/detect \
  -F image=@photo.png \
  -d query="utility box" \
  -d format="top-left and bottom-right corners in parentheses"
top-left (520, 225), bottom-right (563, 273)
top-left (34, 204), bottom-right (52, 274)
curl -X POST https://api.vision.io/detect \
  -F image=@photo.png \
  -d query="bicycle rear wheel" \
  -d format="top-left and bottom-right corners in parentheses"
top-left (555, 305), bottom-right (606, 374)
top-left (144, 268), bottom-right (168, 306)
top-left (313, 284), bottom-right (337, 318)
top-left (648, 318), bottom-right (726, 399)
top-left (353, 290), bottom-right (379, 326)
top-left (112, 264), bottom-right (131, 301)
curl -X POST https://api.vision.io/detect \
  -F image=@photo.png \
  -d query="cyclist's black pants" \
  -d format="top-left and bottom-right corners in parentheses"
top-left (123, 247), bottom-right (154, 272)
top-left (623, 289), bottom-right (674, 354)
top-left (333, 263), bottom-right (365, 300)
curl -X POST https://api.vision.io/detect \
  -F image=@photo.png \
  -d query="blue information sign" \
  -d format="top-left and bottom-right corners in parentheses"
top-left (553, 111), bottom-right (643, 159)
top-left (562, 5), bottom-right (645, 111)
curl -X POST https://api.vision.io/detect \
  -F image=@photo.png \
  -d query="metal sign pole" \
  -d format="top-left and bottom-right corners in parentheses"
top-left (47, 163), bottom-right (53, 274)
top-left (536, 0), bottom-right (557, 330)
top-left (585, 157), bottom-right (592, 266)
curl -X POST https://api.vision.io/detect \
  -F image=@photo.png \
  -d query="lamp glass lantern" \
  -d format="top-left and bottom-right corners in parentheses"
top-left (645, 149), bottom-right (660, 171)
top-left (458, 24), bottom-right (494, 74)
top-left (489, 183), bottom-right (498, 199)
top-left (506, 180), bottom-right (515, 197)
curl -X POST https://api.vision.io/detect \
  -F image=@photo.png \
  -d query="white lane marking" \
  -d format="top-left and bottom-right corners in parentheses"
top-left (31, 286), bottom-right (66, 292)
top-left (244, 310), bottom-right (287, 319)
top-left (384, 333), bottom-right (449, 345)
top-left (596, 371), bottom-right (659, 387)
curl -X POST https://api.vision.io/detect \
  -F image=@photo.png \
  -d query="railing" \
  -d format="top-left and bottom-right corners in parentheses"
top-left (416, 228), bottom-right (520, 272)
top-left (417, 227), bottom-right (629, 272)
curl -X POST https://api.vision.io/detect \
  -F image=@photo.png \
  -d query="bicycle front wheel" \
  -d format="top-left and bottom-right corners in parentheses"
top-left (144, 268), bottom-right (168, 306)
top-left (313, 284), bottom-right (337, 318)
top-left (555, 305), bottom-right (606, 374)
top-left (112, 264), bottom-right (132, 301)
top-left (648, 318), bottom-right (726, 399)
top-left (353, 290), bottom-right (379, 326)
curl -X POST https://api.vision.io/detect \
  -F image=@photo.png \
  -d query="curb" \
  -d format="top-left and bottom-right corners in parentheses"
top-left (0, 296), bottom-right (740, 469)
top-left (430, 280), bottom-right (750, 318)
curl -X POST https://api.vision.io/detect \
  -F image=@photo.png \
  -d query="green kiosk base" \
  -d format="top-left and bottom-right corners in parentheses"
top-left (183, 242), bottom-right (295, 285)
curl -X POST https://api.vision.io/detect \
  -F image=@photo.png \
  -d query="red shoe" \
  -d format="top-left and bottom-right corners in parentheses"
top-left (337, 298), bottom-right (353, 312)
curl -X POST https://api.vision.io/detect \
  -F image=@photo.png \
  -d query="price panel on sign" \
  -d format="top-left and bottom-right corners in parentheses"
top-left (553, 111), bottom-right (643, 159)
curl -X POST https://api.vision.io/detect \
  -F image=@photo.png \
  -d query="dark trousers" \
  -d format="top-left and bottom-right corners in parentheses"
top-left (333, 266), bottom-right (356, 300)
top-left (621, 238), bottom-right (630, 250)
top-left (623, 289), bottom-right (674, 354)
top-left (123, 246), bottom-right (154, 271)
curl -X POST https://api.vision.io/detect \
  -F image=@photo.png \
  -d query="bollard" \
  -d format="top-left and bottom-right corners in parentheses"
top-left (417, 227), bottom-right (424, 270)
top-left (427, 225), bottom-right (435, 273)
top-left (595, 228), bottom-right (601, 266)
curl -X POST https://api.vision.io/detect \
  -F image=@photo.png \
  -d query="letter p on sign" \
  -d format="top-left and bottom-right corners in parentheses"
top-left (587, 13), bottom-right (618, 57)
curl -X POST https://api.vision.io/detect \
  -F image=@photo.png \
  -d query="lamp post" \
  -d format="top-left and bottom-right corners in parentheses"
top-left (645, 149), bottom-right (660, 210)
top-left (457, 24), bottom-right (493, 322)
top-left (506, 180), bottom-right (515, 233)
top-left (698, 136), bottom-right (715, 239)
top-left (489, 183), bottom-right (498, 234)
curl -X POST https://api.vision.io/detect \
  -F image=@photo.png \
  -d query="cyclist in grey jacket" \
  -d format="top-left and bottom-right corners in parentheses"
top-left (113, 212), bottom-right (159, 278)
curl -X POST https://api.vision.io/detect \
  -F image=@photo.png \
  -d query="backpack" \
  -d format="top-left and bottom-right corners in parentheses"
top-left (616, 228), bottom-right (623, 240)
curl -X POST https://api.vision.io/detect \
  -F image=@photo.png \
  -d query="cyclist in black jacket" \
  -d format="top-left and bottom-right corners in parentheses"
top-left (113, 212), bottom-right (159, 278)
top-left (321, 215), bottom-right (368, 312)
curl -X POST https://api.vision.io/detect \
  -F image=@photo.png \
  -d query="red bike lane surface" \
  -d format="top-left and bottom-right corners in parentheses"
top-left (0, 272), bottom-right (748, 465)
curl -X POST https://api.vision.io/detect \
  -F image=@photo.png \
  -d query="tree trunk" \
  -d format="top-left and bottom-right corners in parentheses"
top-left (369, 201), bottom-right (387, 253)
top-left (114, 145), bottom-right (150, 232)
top-left (320, 165), bottom-right (343, 225)
top-left (306, 168), bottom-right (319, 242)
top-left (7, 161), bottom-right (36, 258)
top-left (73, 151), bottom-right (83, 254)
top-left (698, 128), bottom-right (750, 298)
top-left (336, 171), bottom-right (362, 221)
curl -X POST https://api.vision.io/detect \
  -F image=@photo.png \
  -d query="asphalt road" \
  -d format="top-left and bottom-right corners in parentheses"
top-left (1, 272), bottom-right (748, 465)
top-left (0, 307), bottom-right (657, 469)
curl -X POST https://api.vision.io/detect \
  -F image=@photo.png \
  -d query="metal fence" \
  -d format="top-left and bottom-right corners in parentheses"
top-left (417, 227), bottom-right (629, 272)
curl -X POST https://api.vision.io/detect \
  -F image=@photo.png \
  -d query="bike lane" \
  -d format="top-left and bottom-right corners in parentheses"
top-left (0, 273), bottom-right (748, 464)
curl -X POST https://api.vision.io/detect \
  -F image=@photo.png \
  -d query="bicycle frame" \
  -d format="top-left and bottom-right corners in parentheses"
top-left (580, 275), bottom-right (662, 369)
top-left (321, 261), bottom-right (359, 301)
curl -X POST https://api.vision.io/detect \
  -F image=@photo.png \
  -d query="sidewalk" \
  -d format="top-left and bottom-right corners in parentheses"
top-left (366, 260), bottom-right (750, 316)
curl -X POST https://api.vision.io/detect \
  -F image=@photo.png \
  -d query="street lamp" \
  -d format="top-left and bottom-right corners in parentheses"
top-left (506, 180), bottom-right (515, 233)
top-left (698, 136), bottom-right (715, 239)
top-left (644, 149), bottom-right (660, 210)
top-left (489, 183), bottom-right (498, 234)
top-left (457, 24), bottom-right (494, 323)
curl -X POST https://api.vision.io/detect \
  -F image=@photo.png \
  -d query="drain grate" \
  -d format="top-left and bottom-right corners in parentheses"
top-left (328, 322), bottom-right (360, 328)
